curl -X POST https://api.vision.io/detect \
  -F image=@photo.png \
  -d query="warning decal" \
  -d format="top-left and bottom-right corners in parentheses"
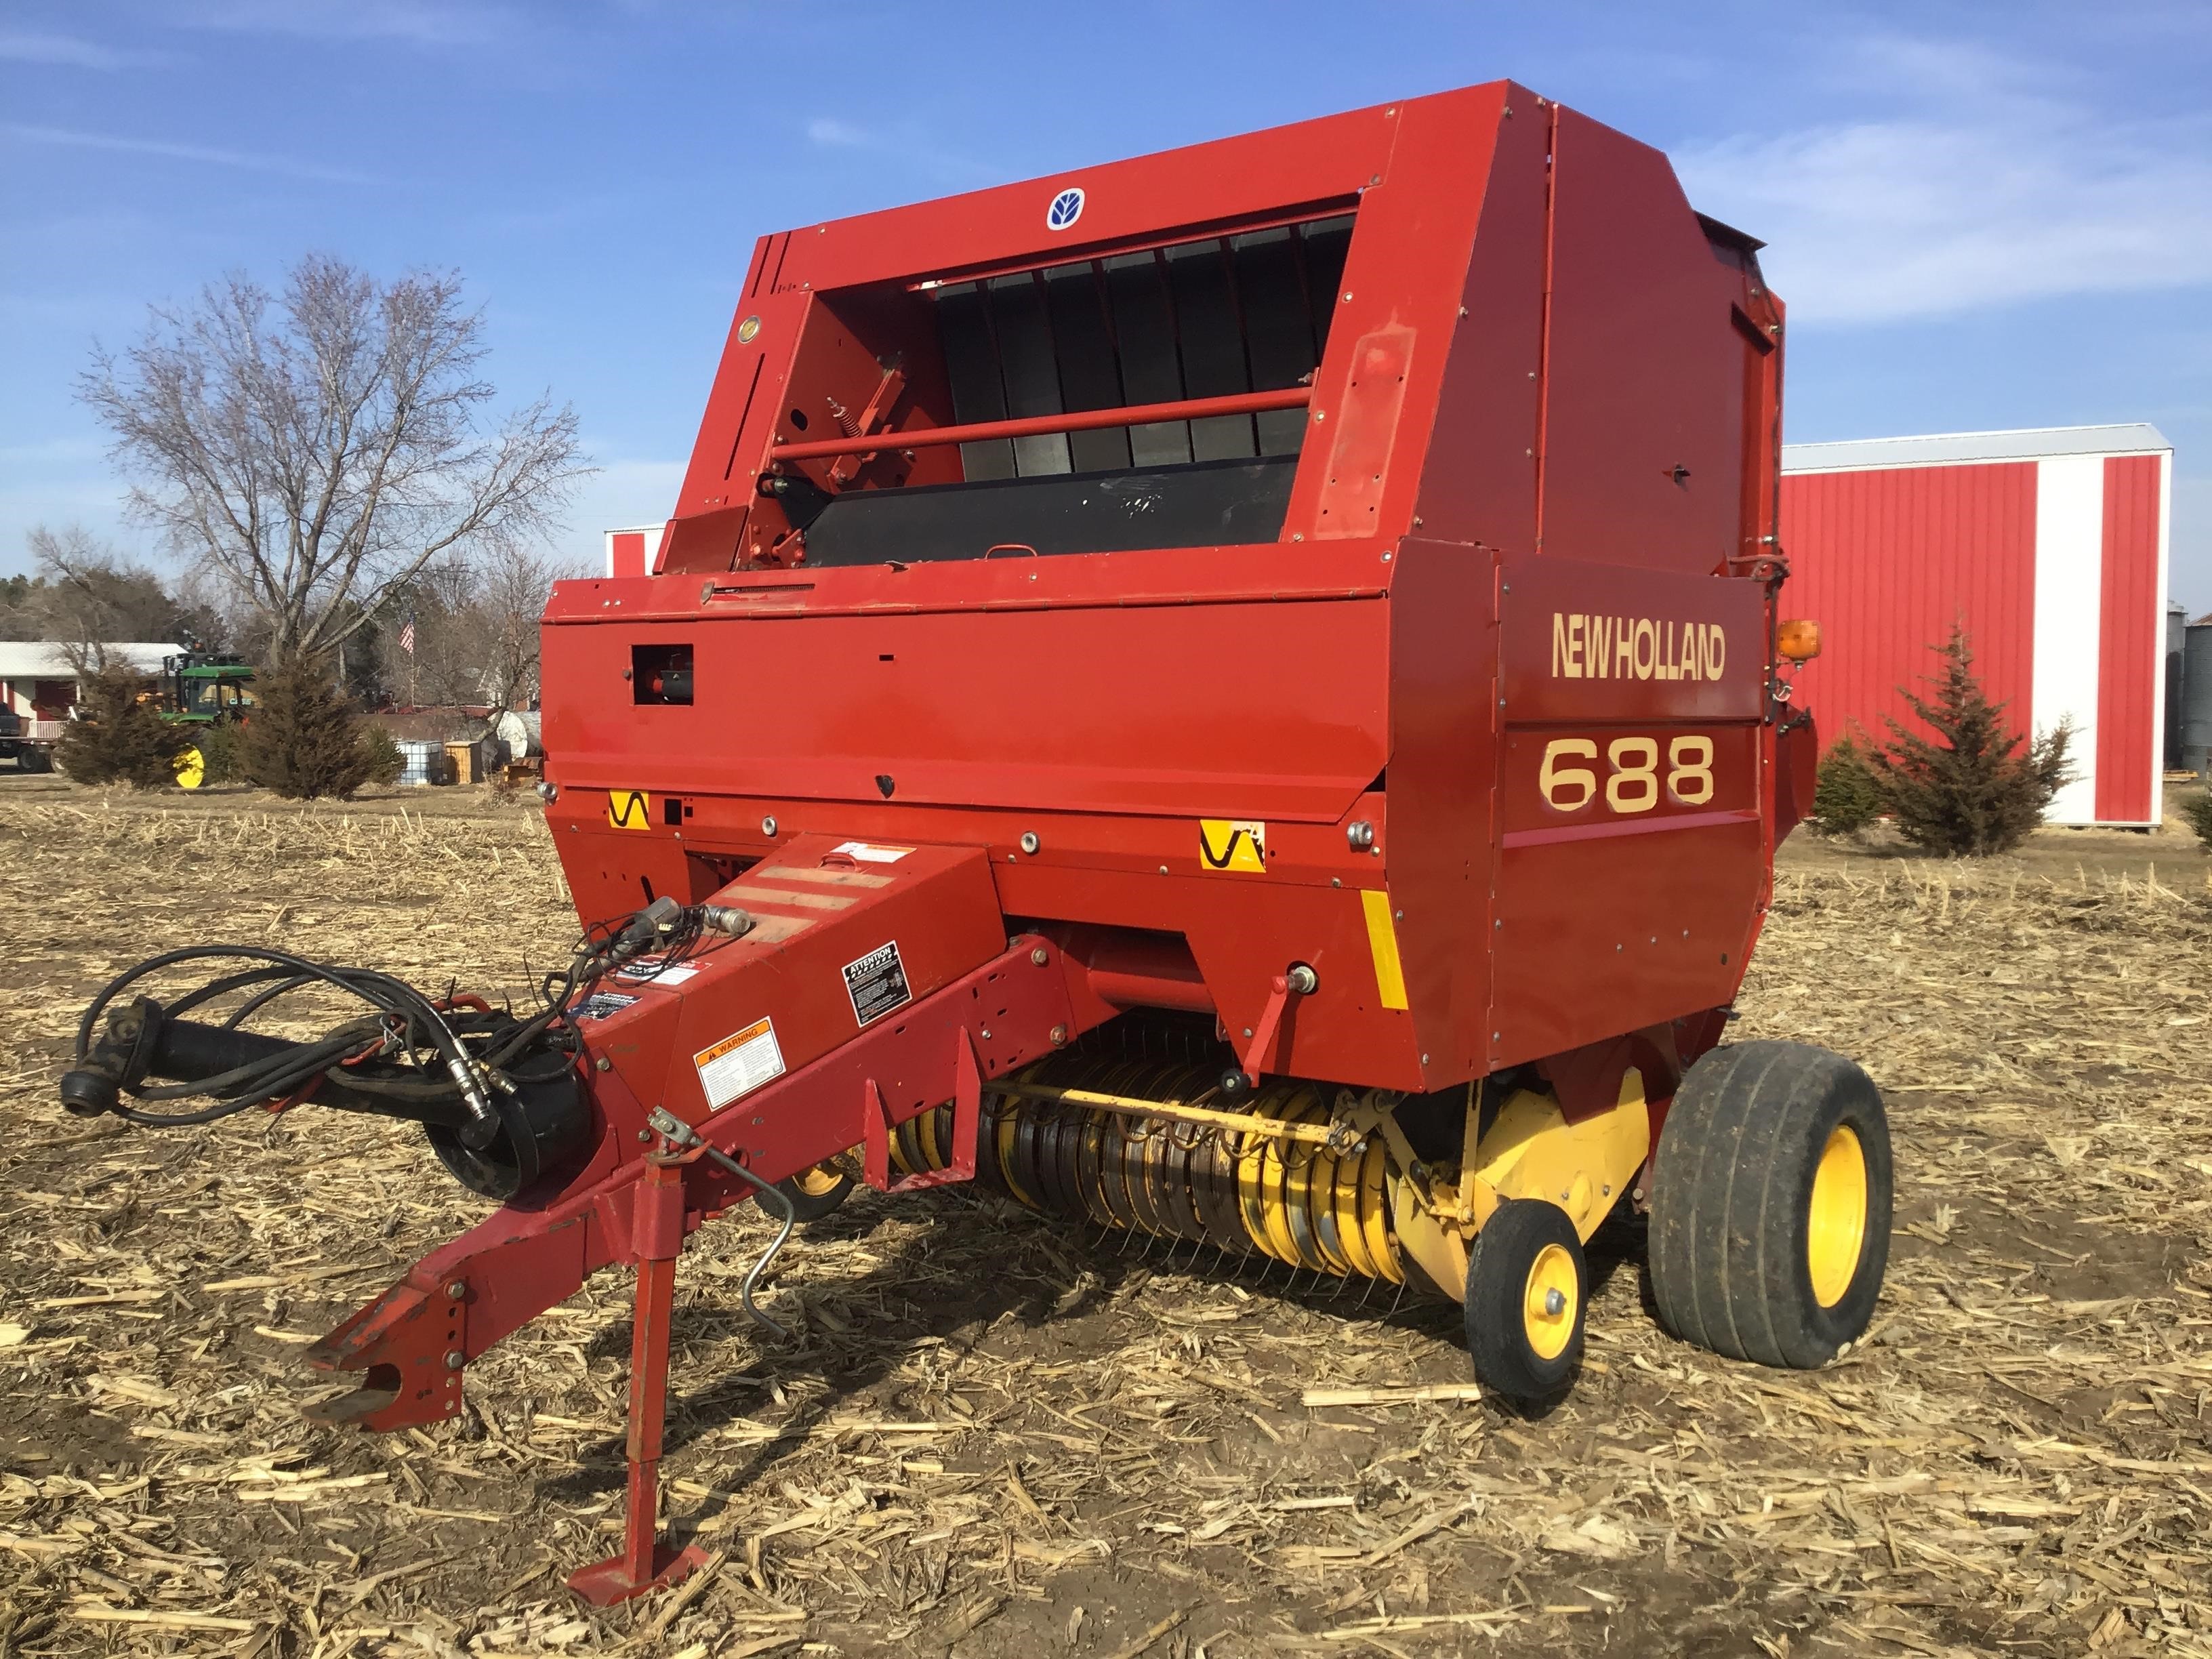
top-left (615, 956), bottom-right (699, 986)
top-left (607, 790), bottom-right (651, 830)
top-left (1197, 819), bottom-right (1267, 872)
top-left (693, 1017), bottom-right (786, 1109)
top-left (832, 840), bottom-right (914, 864)
top-left (575, 990), bottom-right (639, 1022)
top-left (841, 940), bottom-right (912, 1027)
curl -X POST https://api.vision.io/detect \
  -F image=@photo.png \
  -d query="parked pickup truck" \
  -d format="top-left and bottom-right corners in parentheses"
top-left (0, 708), bottom-right (60, 773)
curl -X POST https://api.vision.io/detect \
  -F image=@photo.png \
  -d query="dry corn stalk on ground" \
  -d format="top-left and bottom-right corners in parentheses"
top-left (0, 796), bottom-right (2207, 1659)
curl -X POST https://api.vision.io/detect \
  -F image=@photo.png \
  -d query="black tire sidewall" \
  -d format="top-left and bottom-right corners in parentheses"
top-left (1465, 1199), bottom-right (1587, 1404)
top-left (1776, 1061), bottom-right (1891, 1364)
top-left (1650, 1040), bottom-right (1894, 1370)
top-left (777, 1168), bottom-right (855, 1225)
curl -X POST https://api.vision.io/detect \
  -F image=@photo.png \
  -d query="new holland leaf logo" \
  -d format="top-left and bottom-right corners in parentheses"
top-left (607, 789), bottom-right (651, 830)
top-left (1198, 819), bottom-right (1267, 873)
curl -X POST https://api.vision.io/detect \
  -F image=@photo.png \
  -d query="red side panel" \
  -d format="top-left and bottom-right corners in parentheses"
top-left (1778, 462), bottom-right (2038, 747)
top-left (541, 577), bottom-right (1387, 822)
top-left (1408, 93), bottom-right (1548, 555)
top-left (1487, 556), bottom-right (1771, 1068)
top-left (608, 533), bottom-right (647, 579)
top-left (1537, 110), bottom-right (1743, 575)
top-left (2095, 454), bottom-right (2161, 823)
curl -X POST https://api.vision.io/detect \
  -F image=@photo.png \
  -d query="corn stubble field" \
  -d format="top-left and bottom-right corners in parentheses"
top-left (0, 793), bottom-right (2208, 1659)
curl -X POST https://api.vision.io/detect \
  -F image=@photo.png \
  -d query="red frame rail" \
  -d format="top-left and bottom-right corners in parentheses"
top-left (769, 386), bottom-right (1311, 462)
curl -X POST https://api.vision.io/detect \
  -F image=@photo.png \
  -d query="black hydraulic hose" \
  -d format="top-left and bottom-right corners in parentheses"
top-left (75, 945), bottom-right (497, 1140)
top-left (123, 1018), bottom-right (476, 1126)
top-left (70, 899), bottom-right (716, 1139)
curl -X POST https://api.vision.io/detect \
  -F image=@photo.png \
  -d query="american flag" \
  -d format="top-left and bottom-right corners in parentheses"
top-left (398, 613), bottom-right (416, 655)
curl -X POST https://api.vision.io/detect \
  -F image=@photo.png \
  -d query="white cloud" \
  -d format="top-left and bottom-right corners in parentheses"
top-left (173, 1), bottom-right (510, 46)
top-left (800, 115), bottom-right (993, 188)
top-left (4, 123), bottom-right (377, 186)
top-left (0, 437), bottom-right (106, 466)
top-left (0, 30), bottom-right (163, 69)
top-left (1675, 39), bottom-right (2212, 325)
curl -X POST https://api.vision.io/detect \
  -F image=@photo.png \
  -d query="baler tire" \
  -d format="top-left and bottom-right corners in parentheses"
top-left (1464, 1199), bottom-right (1587, 1406)
top-left (1647, 1040), bottom-right (1891, 1370)
top-left (776, 1162), bottom-right (855, 1225)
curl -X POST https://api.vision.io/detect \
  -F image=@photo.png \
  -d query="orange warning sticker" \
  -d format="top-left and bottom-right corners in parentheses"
top-left (692, 1017), bottom-right (785, 1108)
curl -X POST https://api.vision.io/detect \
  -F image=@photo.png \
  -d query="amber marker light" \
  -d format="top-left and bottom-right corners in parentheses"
top-left (1777, 619), bottom-right (1822, 662)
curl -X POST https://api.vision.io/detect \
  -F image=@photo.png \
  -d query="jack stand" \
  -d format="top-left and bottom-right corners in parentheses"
top-left (567, 1155), bottom-right (709, 1605)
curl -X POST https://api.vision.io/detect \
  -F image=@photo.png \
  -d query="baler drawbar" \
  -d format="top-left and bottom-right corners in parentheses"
top-left (62, 80), bottom-right (1892, 1605)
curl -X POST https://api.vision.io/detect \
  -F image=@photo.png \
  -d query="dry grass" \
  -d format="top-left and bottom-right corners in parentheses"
top-left (1, 801), bottom-right (2209, 1658)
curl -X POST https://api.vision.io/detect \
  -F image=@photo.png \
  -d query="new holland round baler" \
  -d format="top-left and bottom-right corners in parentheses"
top-left (63, 81), bottom-right (1888, 1605)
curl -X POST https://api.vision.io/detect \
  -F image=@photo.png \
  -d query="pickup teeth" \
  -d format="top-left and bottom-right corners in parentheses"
top-left (886, 1057), bottom-right (1408, 1285)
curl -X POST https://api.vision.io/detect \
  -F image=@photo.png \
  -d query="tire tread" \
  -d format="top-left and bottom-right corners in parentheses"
top-left (1648, 1039), bottom-right (1891, 1370)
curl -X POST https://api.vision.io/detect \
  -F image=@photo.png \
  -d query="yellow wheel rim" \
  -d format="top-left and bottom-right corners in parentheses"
top-left (173, 745), bottom-right (206, 790)
top-left (1807, 1125), bottom-right (1868, 1308)
top-left (1523, 1242), bottom-right (1578, 1361)
top-left (793, 1162), bottom-right (845, 1198)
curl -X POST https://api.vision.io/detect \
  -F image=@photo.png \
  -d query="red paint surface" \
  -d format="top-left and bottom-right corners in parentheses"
top-left (549, 81), bottom-right (1792, 1090)
top-left (1538, 108), bottom-right (1744, 575)
top-left (317, 84), bottom-right (1819, 1589)
top-left (2095, 455), bottom-right (2163, 822)
top-left (1778, 462), bottom-right (2039, 749)
top-left (607, 531), bottom-right (647, 579)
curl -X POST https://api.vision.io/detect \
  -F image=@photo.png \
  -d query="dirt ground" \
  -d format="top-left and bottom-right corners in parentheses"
top-left (1, 783), bottom-right (2208, 1658)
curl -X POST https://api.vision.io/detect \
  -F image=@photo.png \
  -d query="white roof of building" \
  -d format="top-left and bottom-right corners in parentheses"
top-left (1782, 423), bottom-right (2171, 474)
top-left (0, 642), bottom-right (186, 678)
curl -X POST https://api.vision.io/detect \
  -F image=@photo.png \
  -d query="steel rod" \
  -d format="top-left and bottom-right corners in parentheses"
top-left (989, 1080), bottom-right (1340, 1144)
top-left (769, 386), bottom-right (1312, 462)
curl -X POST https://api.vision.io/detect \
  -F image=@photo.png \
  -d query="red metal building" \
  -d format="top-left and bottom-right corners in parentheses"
top-left (603, 523), bottom-right (664, 579)
top-left (1779, 424), bottom-right (2173, 827)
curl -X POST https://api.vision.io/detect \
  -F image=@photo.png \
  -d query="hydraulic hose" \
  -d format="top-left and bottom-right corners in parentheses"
top-left (647, 1107), bottom-right (796, 1338)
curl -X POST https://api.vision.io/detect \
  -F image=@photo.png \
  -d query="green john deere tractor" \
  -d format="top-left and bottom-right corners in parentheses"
top-left (161, 653), bottom-right (256, 788)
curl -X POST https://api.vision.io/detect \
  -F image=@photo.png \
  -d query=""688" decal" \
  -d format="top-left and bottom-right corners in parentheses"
top-left (1537, 735), bottom-right (1715, 815)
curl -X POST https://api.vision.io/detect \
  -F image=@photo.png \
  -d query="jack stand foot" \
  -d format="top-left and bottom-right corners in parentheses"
top-left (566, 1155), bottom-right (701, 1609)
top-left (566, 1540), bottom-right (710, 1607)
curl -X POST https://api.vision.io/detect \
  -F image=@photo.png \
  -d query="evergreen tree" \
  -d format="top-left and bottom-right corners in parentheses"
top-left (243, 659), bottom-right (378, 800)
top-left (1811, 726), bottom-right (1885, 837)
top-left (55, 666), bottom-right (193, 789)
top-left (2182, 787), bottom-right (2212, 852)
top-left (1872, 626), bottom-right (2072, 856)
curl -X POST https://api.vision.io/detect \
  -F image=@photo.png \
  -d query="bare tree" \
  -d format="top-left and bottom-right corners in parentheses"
top-left (386, 546), bottom-right (585, 721)
top-left (5, 525), bottom-right (206, 670)
top-left (79, 254), bottom-right (590, 668)
top-left (462, 546), bottom-right (586, 722)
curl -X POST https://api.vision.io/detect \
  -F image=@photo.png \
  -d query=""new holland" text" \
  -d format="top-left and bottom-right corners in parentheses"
top-left (1550, 613), bottom-right (1726, 681)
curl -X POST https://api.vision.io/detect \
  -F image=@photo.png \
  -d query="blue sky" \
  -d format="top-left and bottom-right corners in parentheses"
top-left (3, 1), bottom-right (2209, 612)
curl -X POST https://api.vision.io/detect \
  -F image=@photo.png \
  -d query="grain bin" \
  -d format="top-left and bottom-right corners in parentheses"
top-left (2169, 602), bottom-right (2189, 771)
top-left (2185, 622), bottom-right (2212, 777)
